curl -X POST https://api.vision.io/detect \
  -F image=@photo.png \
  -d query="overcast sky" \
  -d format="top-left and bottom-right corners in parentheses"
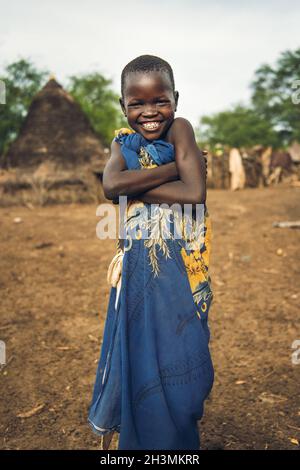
top-left (0, 0), bottom-right (299, 126)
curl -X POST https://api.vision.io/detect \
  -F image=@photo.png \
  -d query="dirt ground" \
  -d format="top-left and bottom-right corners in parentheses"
top-left (0, 186), bottom-right (299, 450)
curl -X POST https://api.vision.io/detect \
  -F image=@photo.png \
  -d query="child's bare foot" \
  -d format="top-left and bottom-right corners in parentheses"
top-left (102, 431), bottom-right (114, 450)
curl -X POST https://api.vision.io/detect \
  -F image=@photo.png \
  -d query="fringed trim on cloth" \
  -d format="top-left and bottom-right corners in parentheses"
top-left (107, 243), bottom-right (124, 310)
top-left (107, 248), bottom-right (123, 287)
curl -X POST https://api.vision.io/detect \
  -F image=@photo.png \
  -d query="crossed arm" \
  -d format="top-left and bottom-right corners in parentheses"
top-left (102, 118), bottom-right (207, 207)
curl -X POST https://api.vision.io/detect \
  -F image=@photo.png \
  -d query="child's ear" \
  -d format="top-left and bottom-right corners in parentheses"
top-left (174, 91), bottom-right (179, 111)
top-left (119, 97), bottom-right (127, 116)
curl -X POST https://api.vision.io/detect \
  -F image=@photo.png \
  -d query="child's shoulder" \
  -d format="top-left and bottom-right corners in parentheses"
top-left (165, 117), bottom-right (195, 144)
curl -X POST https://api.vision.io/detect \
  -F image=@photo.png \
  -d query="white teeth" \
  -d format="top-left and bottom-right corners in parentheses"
top-left (142, 122), bottom-right (160, 130)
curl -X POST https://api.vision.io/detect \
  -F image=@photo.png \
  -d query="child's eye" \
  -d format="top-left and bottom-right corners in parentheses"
top-left (128, 103), bottom-right (141, 108)
top-left (157, 101), bottom-right (170, 106)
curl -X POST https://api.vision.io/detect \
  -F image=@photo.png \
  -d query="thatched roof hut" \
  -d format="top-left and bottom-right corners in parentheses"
top-left (2, 78), bottom-right (107, 172)
top-left (0, 78), bottom-right (110, 205)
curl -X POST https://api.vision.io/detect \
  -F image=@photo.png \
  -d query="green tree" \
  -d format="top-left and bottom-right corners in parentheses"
top-left (0, 58), bottom-right (49, 156)
top-left (67, 73), bottom-right (126, 146)
top-left (197, 47), bottom-right (300, 148)
top-left (250, 48), bottom-right (300, 144)
top-left (198, 105), bottom-right (279, 148)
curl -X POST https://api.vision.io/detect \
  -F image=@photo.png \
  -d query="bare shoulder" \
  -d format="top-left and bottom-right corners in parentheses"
top-left (166, 117), bottom-right (197, 146)
top-left (172, 117), bottom-right (194, 131)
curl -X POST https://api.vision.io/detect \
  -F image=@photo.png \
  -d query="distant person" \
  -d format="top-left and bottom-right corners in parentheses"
top-left (268, 150), bottom-right (293, 185)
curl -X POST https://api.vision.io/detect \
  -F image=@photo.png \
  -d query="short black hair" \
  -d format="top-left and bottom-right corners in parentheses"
top-left (121, 54), bottom-right (175, 98)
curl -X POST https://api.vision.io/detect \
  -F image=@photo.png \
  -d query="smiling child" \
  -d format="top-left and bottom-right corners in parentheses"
top-left (88, 55), bottom-right (214, 450)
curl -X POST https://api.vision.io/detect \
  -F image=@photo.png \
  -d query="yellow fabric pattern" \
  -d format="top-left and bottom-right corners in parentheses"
top-left (114, 127), bottom-right (135, 137)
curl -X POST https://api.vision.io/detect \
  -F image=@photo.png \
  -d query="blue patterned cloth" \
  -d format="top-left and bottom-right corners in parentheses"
top-left (88, 131), bottom-right (214, 450)
top-left (114, 131), bottom-right (175, 168)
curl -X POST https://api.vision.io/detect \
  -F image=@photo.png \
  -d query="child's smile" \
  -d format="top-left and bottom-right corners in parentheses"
top-left (120, 71), bottom-right (178, 141)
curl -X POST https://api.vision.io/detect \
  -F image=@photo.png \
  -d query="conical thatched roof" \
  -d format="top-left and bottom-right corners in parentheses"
top-left (2, 78), bottom-right (107, 171)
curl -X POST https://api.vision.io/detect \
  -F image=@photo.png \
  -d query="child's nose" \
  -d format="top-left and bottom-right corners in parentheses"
top-left (142, 103), bottom-right (159, 115)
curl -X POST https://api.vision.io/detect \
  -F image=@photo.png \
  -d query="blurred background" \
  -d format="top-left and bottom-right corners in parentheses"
top-left (0, 0), bottom-right (299, 451)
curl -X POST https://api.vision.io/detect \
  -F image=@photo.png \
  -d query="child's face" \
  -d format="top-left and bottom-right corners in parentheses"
top-left (120, 71), bottom-right (179, 140)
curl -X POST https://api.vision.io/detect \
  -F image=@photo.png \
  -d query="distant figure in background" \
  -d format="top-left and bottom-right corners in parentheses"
top-left (229, 148), bottom-right (246, 190)
top-left (268, 150), bottom-right (292, 185)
